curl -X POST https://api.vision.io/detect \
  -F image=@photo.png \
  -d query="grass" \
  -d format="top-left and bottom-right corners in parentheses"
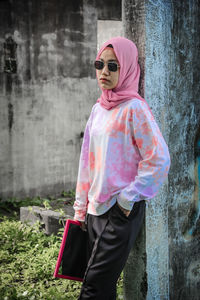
top-left (0, 195), bottom-right (123, 300)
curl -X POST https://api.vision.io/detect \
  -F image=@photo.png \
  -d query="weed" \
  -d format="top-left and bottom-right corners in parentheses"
top-left (61, 190), bottom-right (75, 199)
top-left (0, 217), bottom-right (123, 299)
top-left (0, 190), bottom-right (76, 217)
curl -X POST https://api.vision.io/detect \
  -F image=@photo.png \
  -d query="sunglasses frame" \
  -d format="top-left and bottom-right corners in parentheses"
top-left (94, 60), bottom-right (120, 72)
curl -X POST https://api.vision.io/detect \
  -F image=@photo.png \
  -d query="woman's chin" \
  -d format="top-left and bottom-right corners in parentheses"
top-left (100, 83), bottom-right (113, 90)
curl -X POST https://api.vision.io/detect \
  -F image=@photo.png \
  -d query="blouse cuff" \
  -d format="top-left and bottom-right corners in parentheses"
top-left (74, 210), bottom-right (86, 222)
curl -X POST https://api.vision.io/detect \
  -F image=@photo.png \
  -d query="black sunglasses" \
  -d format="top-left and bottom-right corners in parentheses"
top-left (94, 60), bottom-right (120, 72)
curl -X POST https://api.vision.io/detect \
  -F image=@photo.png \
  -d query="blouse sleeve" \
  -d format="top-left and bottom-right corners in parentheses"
top-left (73, 111), bottom-right (93, 221)
top-left (117, 101), bottom-right (170, 210)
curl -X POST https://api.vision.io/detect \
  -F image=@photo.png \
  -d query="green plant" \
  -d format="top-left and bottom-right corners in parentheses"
top-left (61, 190), bottom-right (75, 206)
top-left (0, 217), bottom-right (81, 299)
top-left (0, 216), bottom-right (123, 299)
top-left (42, 199), bottom-right (52, 210)
top-left (61, 190), bottom-right (75, 198)
top-left (0, 197), bottom-right (44, 212)
top-left (55, 209), bottom-right (66, 227)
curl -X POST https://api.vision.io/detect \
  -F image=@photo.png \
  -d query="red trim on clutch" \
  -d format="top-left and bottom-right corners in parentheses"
top-left (53, 219), bottom-right (83, 282)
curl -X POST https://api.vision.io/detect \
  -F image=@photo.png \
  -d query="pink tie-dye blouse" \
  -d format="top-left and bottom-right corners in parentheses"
top-left (73, 99), bottom-right (170, 221)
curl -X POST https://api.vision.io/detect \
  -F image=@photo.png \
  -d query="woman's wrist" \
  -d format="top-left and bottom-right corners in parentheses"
top-left (117, 203), bottom-right (131, 216)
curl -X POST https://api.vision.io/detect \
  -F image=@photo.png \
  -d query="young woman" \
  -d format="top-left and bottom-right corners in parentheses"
top-left (73, 37), bottom-right (170, 300)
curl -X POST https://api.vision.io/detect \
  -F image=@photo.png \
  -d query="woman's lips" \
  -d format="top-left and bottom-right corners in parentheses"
top-left (100, 78), bottom-right (109, 83)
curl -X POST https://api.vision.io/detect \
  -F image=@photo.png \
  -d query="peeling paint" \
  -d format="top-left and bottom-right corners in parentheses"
top-left (64, 28), bottom-right (86, 36)
top-left (42, 33), bottom-right (57, 41)
top-left (187, 261), bottom-right (200, 282)
top-left (184, 134), bottom-right (200, 240)
top-left (13, 30), bottom-right (24, 44)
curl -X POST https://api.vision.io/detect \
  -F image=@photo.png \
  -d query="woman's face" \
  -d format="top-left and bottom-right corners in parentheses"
top-left (96, 48), bottom-right (120, 90)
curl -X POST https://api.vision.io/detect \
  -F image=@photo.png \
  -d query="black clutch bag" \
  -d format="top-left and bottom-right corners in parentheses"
top-left (54, 219), bottom-right (88, 281)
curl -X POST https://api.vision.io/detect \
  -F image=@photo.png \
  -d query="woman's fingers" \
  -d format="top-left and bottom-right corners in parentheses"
top-left (117, 203), bottom-right (131, 217)
top-left (74, 218), bottom-right (87, 231)
top-left (80, 221), bottom-right (87, 231)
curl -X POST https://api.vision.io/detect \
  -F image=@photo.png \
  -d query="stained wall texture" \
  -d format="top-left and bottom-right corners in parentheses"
top-left (167, 1), bottom-right (200, 299)
top-left (0, 0), bottom-right (97, 199)
top-left (0, 0), bottom-right (121, 199)
top-left (145, 1), bottom-right (172, 299)
top-left (123, 0), bottom-right (200, 299)
top-left (122, 2), bottom-right (147, 299)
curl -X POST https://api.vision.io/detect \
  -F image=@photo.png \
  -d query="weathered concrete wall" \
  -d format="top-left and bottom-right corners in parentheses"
top-left (122, 2), bottom-right (147, 299)
top-left (0, 0), bottom-right (99, 199)
top-left (97, 20), bottom-right (123, 50)
top-left (97, 0), bottom-right (122, 20)
top-left (145, 1), bottom-right (172, 299)
top-left (123, 0), bottom-right (200, 299)
top-left (0, 0), bottom-right (122, 200)
top-left (0, 77), bottom-right (98, 198)
top-left (167, 1), bottom-right (200, 299)
top-left (122, 0), bottom-right (145, 96)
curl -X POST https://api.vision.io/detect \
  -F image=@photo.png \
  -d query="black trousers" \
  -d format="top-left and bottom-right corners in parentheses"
top-left (78, 200), bottom-right (145, 300)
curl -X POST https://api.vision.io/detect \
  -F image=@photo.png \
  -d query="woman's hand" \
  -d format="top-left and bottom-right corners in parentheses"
top-left (74, 219), bottom-right (87, 231)
top-left (117, 203), bottom-right (131, 217)
top-left (79, 221), bottom-right (87, 231)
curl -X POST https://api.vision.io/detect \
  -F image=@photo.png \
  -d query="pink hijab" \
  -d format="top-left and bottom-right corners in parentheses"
top-left (96, 37), bottom-right (147, 110)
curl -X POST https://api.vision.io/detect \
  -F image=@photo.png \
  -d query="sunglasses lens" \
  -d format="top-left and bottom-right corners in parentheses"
top-left (94, 60), bottom-right (104, 70)
top-left (94, 61), bottom-right (119, 72)
top-left (108, 63), bottom-right (118, 72)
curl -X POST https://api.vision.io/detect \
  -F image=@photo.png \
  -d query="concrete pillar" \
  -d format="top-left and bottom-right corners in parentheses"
top-left (123, 0), bottom-right (200, 299)
top-left (122, 3), bottom-right (148, 299)
top-left (122, 0), bottom-right (145, 97)
top-left (145, 2), bottom-right (172, 299)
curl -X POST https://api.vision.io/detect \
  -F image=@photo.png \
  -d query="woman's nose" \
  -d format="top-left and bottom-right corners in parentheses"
top-left (102, 64), bottom-right (109, 75)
